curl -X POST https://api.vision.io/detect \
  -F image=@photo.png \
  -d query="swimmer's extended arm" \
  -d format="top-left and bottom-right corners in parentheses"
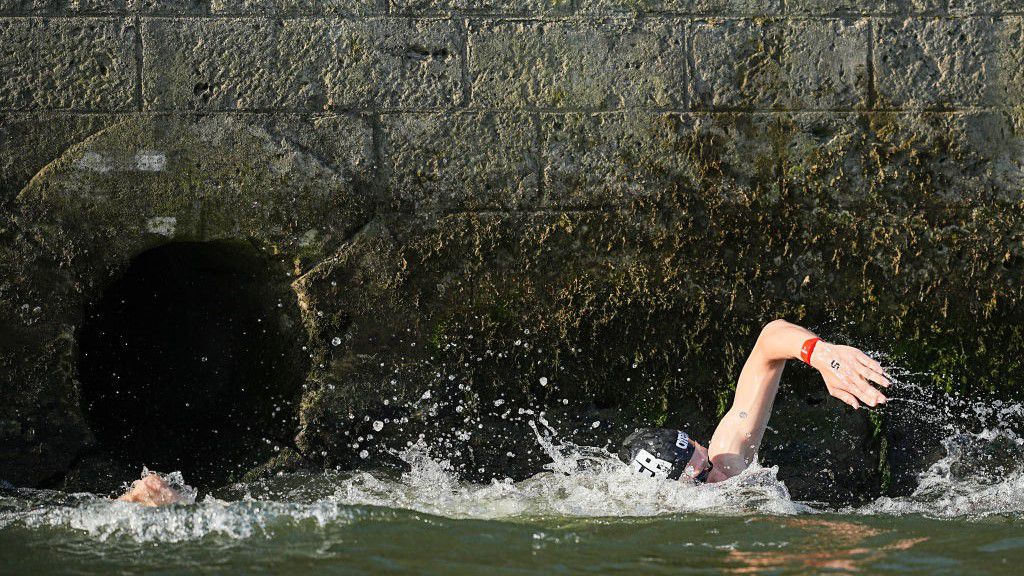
top-left (708, 320), bottom-right (891, 479)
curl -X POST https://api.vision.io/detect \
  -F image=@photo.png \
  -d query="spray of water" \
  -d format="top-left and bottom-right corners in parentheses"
top-left (4, 348), bottom-right (1024, 542)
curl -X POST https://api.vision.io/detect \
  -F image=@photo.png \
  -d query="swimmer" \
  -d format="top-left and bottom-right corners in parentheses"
top-left (620, 319), bottom-right (892, 483)
top-left (116, 472), bottom-right (182, 506)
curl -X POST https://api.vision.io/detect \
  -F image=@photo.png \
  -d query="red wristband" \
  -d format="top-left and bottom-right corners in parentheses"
top-left (800, 337), bottom-right (820, 365)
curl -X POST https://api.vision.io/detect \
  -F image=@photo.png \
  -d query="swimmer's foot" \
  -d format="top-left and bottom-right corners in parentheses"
top-left (117, 473), bottom-right (181, 506)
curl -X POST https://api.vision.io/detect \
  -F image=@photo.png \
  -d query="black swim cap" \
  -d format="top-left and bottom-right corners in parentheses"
top-left (618, 428), bottom-right (697, 481)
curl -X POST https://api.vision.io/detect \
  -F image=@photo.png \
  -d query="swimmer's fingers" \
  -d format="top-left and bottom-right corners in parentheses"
top-left (831, 364), bottom-right (884, 407)
top-left (848, 368), bottom-right (888, 406)
top-left (855, 353), bottom-right (892, 387)
top-left (826, 382), bottom-right (861, 410)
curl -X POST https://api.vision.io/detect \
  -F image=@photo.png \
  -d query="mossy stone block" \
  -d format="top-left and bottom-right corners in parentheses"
top-left (380, 111), bottom-right (539, 211)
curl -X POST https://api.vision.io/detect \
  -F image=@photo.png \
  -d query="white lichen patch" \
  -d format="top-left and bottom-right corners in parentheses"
top-left (298, 229), bottom-right (319, 247)
top-left (146, 216), bottom-right (177, 237)
top-left (135, 150), bottom-right (167, 171)
top-left (76, 152), bottom-right (111, 173)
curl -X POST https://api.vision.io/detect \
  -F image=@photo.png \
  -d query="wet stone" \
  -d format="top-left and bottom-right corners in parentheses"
top-left (541, 111), bottom-right (699, 208)
top-left (781, 112), bottom-right (870, 208)
top-left (468, 18), bottom-right (686, 109)
top-left (0, 18), bottom-right (136, 111)
top-left (380, 111), bottom-right (539, 210)
top-left (867, 111), bottom-right (1024, 205)
top-left (542, 112), bottom-right (784, 208)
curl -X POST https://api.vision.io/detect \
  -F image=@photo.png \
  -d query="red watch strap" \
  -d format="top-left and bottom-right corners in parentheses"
top-left (800, 337), bottom-right (820, 365)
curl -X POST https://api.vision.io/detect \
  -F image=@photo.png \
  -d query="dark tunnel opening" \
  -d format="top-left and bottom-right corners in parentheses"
top-left (77, 241), bottom-right (308, 489)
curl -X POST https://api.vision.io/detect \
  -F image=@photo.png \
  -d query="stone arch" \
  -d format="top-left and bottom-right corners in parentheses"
top-left (2, 115), bottom-right (370, 488)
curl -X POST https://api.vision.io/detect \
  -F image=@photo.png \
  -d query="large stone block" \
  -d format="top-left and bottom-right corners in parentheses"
top-left (0, 18), bottom-right (136, 111)
top-left (781, 112), bottom-right (870, 209)
top-left (265, 113), bottom-right (376, 184)
top-left (689, 19), bottom-right (786, 110)
top-left (576, 0), bottom-right (781, 14)
top-left (323, 17), bottom-right (465, 109)
top-left (142, 18), bottom-right (323, 110)
top-left (873, 17), bottom-right (1000, 108)
top-left (542, 112), bottom-right (784, 207)
top-left (949, 0), bottom-right (1024, 14)
top-left (0, 0), bottom-right (55, 13)
top-left (390, 0), bottom-right (571, 15)
top-left (380, 111), bottom-right (539, 210)
top-left (541, 112), bottom-right (697, 207)
top-left (788, 19), bottom-right (869, 109)
top-left (788, 0), bottom-right (944, 14)
top-left (210, 0), bottom-right (378, 15)
top-left (867, 111), bottom-right (1024, 205)
top-left (134, 0), bottom-right (211, 13)
top-left (143, 18), bottom-right (464, 111)
top-left (996, 16), bottom-right (1024, 108)
top-left (468, 18), bottom-right (686, 109)
top-left (64, 0), bottom-right (130, 12)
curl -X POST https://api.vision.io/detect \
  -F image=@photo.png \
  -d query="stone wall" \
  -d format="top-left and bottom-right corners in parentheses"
top-left (1, 1), bottom-right (1023, 502)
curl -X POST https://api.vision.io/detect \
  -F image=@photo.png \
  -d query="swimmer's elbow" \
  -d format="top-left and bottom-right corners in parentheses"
top-left (760, 319), bottom-right (792, 337)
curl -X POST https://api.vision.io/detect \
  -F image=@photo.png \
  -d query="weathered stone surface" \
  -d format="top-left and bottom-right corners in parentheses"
top-left (379, 111), bottom-right (538, 210)
top-left (65, 0), bottom-right (130, 12)
top-left (543, 111), bottom-right (784, 207)
top-left (867, 111), bottom-right (1024, 205)
top-left (996, 16), bottom-right (1024, 108)
top-left (264, 113), bottom-right (376, 184)
top-left (873, 17), bottom-right (999, 108)
top-left (0, 0), bottom-right (54, 13)
top-left (788, 0), bottom-right (944, 14)
top-left (391, 0), bottom-right (571, 15)
top-left (323, 18), bottom-right (465, 109)
top-left (142, 18), bottom-right (323, 110)
top-left (781, 112), bottom-right (869, 208)
top-left (0, 113), bottom-right (120, 203)
top-left (0, 215), bottom-right (92, 487)
top-left (0, 18), bottom-right (136, 111)
top-left (210, 0), bottom-right (378, 15)
top-left (689, 19), bottom-right (786, 109)
top-left (542, 112), bottom-right (696, 207)
top-left (576, 0), bottom-right (781, 14)
top-left (788, 18), bottom-right (869, 109)
top-left (14, 115), bottom-right (370, 284)
top-left (134, 0), bottom-right (211, 13)
top-left (949, 0), bottom-right (1024, 14)
top-left (469, 18), bottom-right (686, 109)
top-left (143, 18), bottom-right (464, 110)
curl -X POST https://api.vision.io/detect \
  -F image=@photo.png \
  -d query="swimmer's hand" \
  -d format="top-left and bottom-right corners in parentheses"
top-left (117, 473), bottom-right (181, 506)
top-left (810, 342), bottom-right (891, 409)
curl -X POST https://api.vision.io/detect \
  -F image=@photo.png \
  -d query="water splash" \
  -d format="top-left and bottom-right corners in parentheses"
top-left (0, 423), bottom-right (805, 542)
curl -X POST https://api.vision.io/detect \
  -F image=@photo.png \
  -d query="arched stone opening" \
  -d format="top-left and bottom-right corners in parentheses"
top-left (77, 240), bottom-right (308, 488)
